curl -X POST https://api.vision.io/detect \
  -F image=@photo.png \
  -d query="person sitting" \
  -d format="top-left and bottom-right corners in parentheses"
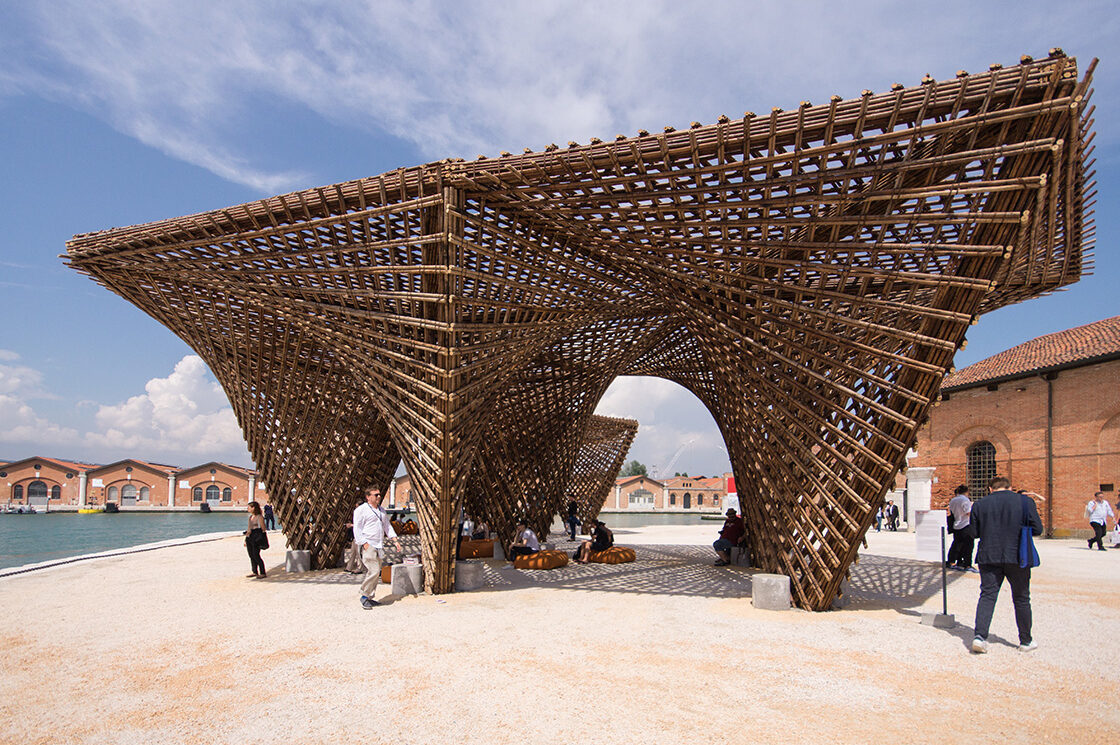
top-left (508, 520), bottom-right (540, 561)
top-left (713, 508), bottom-right (746, 566)
top-left (576, 520), bottom-right (613, 563)
top-left (472, 520), bottom-right (489, 540)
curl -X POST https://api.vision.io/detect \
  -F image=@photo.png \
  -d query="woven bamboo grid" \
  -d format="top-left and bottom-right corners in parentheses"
top-left (66, 52), bottom-right (1095, 609)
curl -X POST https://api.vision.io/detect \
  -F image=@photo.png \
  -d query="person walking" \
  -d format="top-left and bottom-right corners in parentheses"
top-left (1086, 492), bottom-right (1114, 551)
top-left (262, 502), bottom-right (276, 530)
top-left (353, 486), bottom-right (403, 609)
top-left (946, 485), bottom-right (976, 571)
top-left (886, 500), bottom-right (900, 531)
top-left (566, 499), bottom-right (581, 541)
top-left (244, 501), bottom-right (268, 579)
top-left (968, 477), bottom-right (1043, 654)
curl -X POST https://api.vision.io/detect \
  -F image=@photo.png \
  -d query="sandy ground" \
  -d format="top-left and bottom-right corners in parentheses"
top-left (1, 525), bottom-right (1117, 745)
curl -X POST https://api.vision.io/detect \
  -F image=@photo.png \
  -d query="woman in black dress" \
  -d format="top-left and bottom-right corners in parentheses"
top-left (576, 520), bottom-right (613, 563)
top-left (245, 501), bottom-right (268, 578)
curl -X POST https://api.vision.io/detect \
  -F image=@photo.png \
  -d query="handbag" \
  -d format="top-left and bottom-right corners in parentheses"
top-left (1018, 494), bottom-right (1040, 569)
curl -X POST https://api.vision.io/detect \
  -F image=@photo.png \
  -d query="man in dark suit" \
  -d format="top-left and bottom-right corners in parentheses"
top-left (968, 476), bottom-right (1044, 653)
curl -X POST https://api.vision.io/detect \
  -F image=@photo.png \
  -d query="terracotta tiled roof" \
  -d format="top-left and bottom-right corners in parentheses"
top-left (0, 455), bottom-right (101, 472)
top-left (88, 458), bottom-right (181, 475)
top-left (945, 315), bottom-right (1120, 390)
top-left (615, 474), bottom-right (662, 487)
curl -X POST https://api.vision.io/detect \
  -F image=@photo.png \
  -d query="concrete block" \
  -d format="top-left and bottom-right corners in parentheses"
top-left (920, 612), bottom-right (956, 629)
top-left (391, 563), bottom-right (423, 595)
top-left (830, 580), bottom-right (852, 610)
top-left (752, 573), bottom-right (791, 611)
top-left (285, 550), bottom-right (310, 573)
top-left (493, 541), bottom-right (505, 561)
top-left (729, 546), bottom-right (750, 567)
top-left (544, 542), bottom-right (556, 551)
top-left (454, 560), bottom-right (485, 591)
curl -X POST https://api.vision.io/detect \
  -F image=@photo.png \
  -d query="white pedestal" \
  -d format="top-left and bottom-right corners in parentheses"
top-left (285, 550), bottom-right (310, 573)
top-left (391, 563), bottom-right (423, 595)
top-left (753, 573), bottom-right (791, 610)
top-left (454, 560), bottom-right (484, 591)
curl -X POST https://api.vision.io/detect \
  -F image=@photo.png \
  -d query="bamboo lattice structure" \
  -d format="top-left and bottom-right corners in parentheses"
top-left (66, 52), bottom-right (1096, 609)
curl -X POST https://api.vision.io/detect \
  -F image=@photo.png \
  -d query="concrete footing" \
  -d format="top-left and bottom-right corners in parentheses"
top-left (729, 546), bottom-right (750, 566)
top-left (920, 612), bottom-right (956, 629)
top-left (285, 550), bottom-right (310, 573)
top-left (391, 563), bottom-right (423, 595)
top-left (454, 560), bottom-right (485, 591)
top-left (753, 573), bottom-right (791, 610)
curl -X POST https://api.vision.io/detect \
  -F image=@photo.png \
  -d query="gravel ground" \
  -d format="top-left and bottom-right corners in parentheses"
top-left (1, 525), bottom-right (1116, 744)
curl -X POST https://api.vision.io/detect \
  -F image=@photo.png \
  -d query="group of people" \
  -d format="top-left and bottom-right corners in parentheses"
top-left (873, 500), bottom-right (901, 531)
top-left (460, 514), bottom-right (491, 541)
top-left (505, 515), bottom-right (615, 563)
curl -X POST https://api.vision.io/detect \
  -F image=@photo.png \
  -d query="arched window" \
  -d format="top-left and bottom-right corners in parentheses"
top-left (27, 481), bottom-right (48, 504)
top-left (683, 492), bottom-right (692, 509)
top-left (121, 484), bottom-right (138, 504)
top-left (192, 487), bottom-right (203, 502)
top-left (50, 485), bottom-right (61, 500)
top-left (206, 485), bottom-right (220, 502)
top-left (107, 486), bottom-right (119, 503)
top-left (698, 495), bottom-right (704, 507)
top-left (669, 493), bottom-right (676, 506)
top-left (222, 487), bottom-right (232, 502)
top-left (967, 441), bottom-right (998, 499)
top-left (13, 484), bottom-right (23, 501)
top-left (139, 486), bottom-right (150, 501)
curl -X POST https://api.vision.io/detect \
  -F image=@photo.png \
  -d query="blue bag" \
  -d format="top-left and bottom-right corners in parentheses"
top-left (1018, 494), bottom-right (1040, 569)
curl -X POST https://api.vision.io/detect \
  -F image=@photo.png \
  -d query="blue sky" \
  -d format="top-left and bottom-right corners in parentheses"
top-left (1, 1), bottom-right (1117, 477)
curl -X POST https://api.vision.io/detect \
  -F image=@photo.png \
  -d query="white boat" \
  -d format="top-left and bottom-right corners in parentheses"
top-left (2, 505), bottom-right (38, 514)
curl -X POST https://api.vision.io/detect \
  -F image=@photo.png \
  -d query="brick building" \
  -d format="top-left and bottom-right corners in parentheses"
top-left (1, 455), bottom-right (268, 510)
top-left (607, 475), bottom-right (666, 510)
top-left (87, 459), bottom-right (177, 507)
top-left (0, 456), bottom-right (97, 508)
top-left (910, 316), bottom-right (1120, 537)
top-left (662, 475), bottom-right (726, 512)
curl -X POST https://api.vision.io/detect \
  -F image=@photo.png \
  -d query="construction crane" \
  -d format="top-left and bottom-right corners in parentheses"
top-left (653, 438), bottom-right (695, 479)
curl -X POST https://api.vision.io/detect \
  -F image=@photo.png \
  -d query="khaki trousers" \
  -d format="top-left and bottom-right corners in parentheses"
top-left (359, 545), bottom-right (384, 598)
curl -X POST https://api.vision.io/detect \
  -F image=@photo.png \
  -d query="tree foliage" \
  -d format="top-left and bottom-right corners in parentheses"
top-left (620, 460), bottom-right (648, 477)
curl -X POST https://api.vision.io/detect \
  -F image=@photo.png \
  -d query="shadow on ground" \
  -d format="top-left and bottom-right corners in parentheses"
top-left (264, 535), bottom-right (962, 613)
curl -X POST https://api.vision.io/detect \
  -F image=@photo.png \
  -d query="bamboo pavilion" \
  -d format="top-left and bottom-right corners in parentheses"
top-left (67, 51), bottom-right (1095, 609)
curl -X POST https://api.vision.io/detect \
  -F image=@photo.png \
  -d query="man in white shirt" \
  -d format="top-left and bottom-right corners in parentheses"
top-left (1086, 492), bottom-right (1115, 551)
top-left (946, 484), bottom-right (976, 571)
top-left (353, 485), bottom-right (402, 609)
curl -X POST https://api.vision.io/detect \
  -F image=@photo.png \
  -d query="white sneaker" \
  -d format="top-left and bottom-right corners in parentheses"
top-left (971, 636), bottom-right (989, 654)
top-left (1019, 640), bottom-right (1038, 652)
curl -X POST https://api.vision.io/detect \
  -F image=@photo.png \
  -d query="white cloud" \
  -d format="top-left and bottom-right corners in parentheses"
top-left (0, 351), bottom-right (54, 399)
top-left (87, 355), bottom-right (247, 460)
top-left (596, 376), bottom-right (730, 478)
top-left (2, 1), bottom-right (1111, 192)
top-left (0, 394), bottom-right (80, 447)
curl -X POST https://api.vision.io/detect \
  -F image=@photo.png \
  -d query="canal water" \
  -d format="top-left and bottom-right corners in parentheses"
top-left (0, 510), bottom-right (712, 571)
top-left (0, 512), bottom-right (250, 571)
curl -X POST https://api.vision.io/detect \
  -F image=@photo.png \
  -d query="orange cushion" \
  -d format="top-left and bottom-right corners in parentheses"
top-left (513, 550), bottom-right (569, 570)
top-left (589, 546), bottom-right (636, 564)
top-left (458, 539), bottom-right (495, 559)
top-left (395, 521), bottom-right (418, 535)
top-left (380, 564), bottom-right (392, 583)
